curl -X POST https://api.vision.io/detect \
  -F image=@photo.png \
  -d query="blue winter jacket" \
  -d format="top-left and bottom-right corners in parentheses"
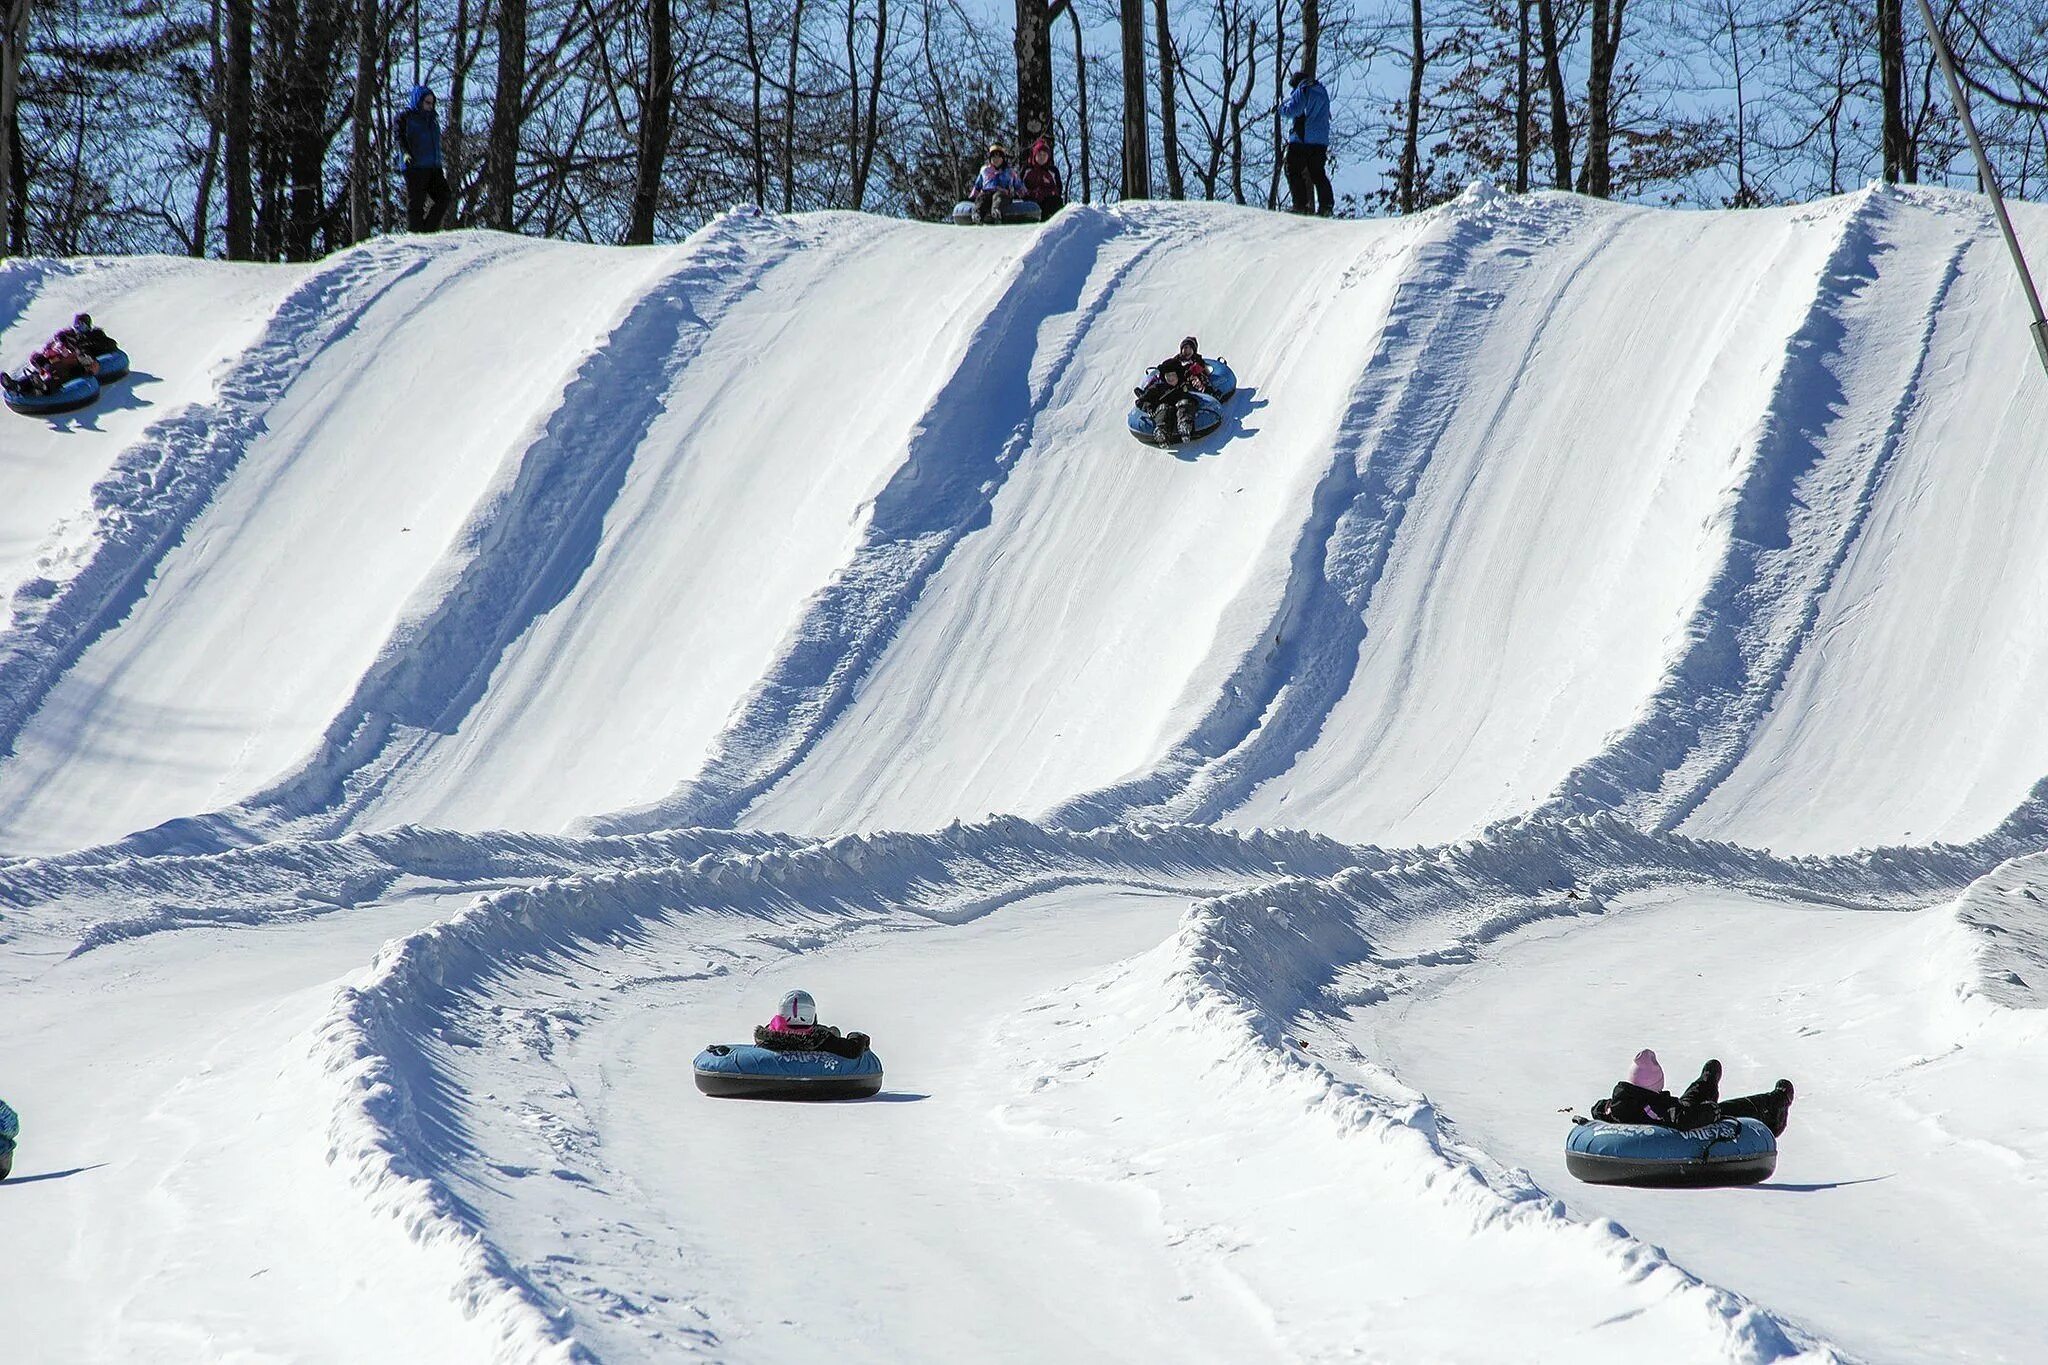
top-left (971, 164), bottom-right (1026, 196)
top-left (396, 86), bottom-right (443, 170)
top-left (1279, 79), bottom-right (1331, 146)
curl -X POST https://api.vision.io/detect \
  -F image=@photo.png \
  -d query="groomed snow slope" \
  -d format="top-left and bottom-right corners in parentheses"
top-left (4, 187), bottom-right (2048, 1363)
top-left (2, 188), bottom-right (2043, 854)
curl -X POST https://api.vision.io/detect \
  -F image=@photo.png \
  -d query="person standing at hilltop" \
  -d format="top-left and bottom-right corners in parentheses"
top-left (1279, 70), bottom-right (1333, 217)
top-left (395, 86), bottom-right (451, 232)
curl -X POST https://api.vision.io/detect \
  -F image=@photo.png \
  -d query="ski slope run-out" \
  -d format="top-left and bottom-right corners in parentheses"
top-left (3, 183), bottom-right (2047, 1363)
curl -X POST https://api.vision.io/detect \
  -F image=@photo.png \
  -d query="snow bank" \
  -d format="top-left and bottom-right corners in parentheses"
top-left (311, 818), bottom-right (1354, 1350)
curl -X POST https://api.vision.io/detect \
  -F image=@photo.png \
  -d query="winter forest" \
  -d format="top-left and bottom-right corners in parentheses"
top-left (0, 0), bottom-right (2044, 260)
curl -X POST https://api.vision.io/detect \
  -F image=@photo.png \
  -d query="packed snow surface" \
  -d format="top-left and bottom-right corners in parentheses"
top-left (2, 185), bottom-right (2045, 1361)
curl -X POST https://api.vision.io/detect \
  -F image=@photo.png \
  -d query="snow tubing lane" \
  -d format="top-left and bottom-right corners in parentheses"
top-left (5, 374), bottom-right (100, 416)
top-left (949, 200), bottom-right (1043, 225)
top-left (1564, 1117), bottom-right (1778, 1186)
top-left (1129, 391), bottom-right (1227, 447)
top-left (693, 1044), bottom-right (885, 1100)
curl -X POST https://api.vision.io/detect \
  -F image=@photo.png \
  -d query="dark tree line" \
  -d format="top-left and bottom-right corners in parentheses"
top-left (1, 0), bottom-right (2045, 259)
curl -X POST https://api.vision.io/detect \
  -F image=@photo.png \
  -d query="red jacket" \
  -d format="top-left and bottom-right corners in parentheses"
top-left (31, 340), bottom-right (96, 381)
top-left (1022, 139), bottom-right (1063, 203)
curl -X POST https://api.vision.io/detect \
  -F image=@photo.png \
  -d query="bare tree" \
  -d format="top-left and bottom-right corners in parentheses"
top-left (626, 0), bottom-right (672, 242)
top-left (1397, 0), bottom-right (1422, 209)
top-left (1155, 0), bottom-right (1184, 195)
top-left (487, 0), bottom-right (527, 227)
top-left (1120, 0), bottom-right (1149, 195)
top-left (1535, 0), bottom-right (1571, 188)
top-left (0, 0), bottom-right (26, 253)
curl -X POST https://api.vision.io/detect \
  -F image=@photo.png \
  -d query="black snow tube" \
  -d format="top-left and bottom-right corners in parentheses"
top-left (693, 1043), bottom-right (885, 1100)
top-left (1565, 1116), bottom-right (1777, 1186)
top-left (950, 199), bottom-right (1043, 225)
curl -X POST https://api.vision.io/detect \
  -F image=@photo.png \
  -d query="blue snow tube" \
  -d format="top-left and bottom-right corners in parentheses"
top-left (93, 349), bottom-right (131, 383)
top-left (694, 1043), bottom-right (884, 1100)
top-left (1128, 388), bottom-right (1227, 447)
top-left (1204, 359), bottom-right (1238, 402)
top-left (5, 373), bottom-right (100, 416)
top-left (950, 199), bottom-right (1042, 225)
top-left (0, 1098), bottom-right (18, 1181)
top-left (1565, 1116), bottom-right (1777, 1186)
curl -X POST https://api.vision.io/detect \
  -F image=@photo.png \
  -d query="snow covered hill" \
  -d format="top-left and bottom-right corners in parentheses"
top-left (2, 185), bottom-right (2044, 1362)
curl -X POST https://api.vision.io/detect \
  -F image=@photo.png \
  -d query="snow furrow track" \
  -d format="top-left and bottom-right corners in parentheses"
top-left (592, 206), bottom-right (1146, 832)
top-left (1542, 187), bottom-right (1972, 830)
top-left (229, 215), bottom-right (791, 840)
top-left (1050, 187), bottom-right (1587, 828)
top-left (0, 238), bottom-right (442, 758)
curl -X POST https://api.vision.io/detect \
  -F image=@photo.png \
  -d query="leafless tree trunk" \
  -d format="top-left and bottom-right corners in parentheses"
top-left (1879, 0), bottom-right (1913, 182)
top-left (225, 0), bottom-right (255, 256)
top-left (1515, 0), bottom-right (1530, 192)
top-left (1299, 0), bottom-right (1318, 76)
top-left (1120, 0), bottom-right (1149, 196)
top-left (781, 0), bottom-right (804, 210)
top-left (0, 0), bottom-right (27, 255)
top-left (1579, 0), bottom-right (1626, 197)
top-left (1154, 0), bottom-right (1182, 196)
top-left (626, 0), bottom-right (671, 241)
top-left (743, 0), bottom-right (767, 205)
top-left (845, 0), bottom-right (888, 209)
top-left (1016, 0), bottom-right (1054, 145)
top-left (1397, 0), bottom-right (1422, 211)
top-left (1063, 0), bottom-right (1089, 202)
top-left (1535, 0), bottom-right (1571, 190)
top-left (487, 0), bottom-right (527, 228)
top-left (352, 0), bottom-right (377, 241)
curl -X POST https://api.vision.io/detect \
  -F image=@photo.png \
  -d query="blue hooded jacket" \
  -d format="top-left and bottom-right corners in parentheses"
top-left (396, 86), bottom-right (442, 170)
top-left (1279, 78), bottom-right (1331, 146)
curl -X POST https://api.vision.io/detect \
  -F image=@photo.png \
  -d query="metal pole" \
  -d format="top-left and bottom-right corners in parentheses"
top-left (1914, 0), bottom-right (2048, 380)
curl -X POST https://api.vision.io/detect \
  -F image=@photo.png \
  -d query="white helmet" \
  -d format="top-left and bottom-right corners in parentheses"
top-left (778, 989), bottom-right (817, 1026)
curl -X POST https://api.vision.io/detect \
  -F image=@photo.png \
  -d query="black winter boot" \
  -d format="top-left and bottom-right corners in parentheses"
top-left (1680, 1058), bottom-right (1723, 1108)
top-left (1769, 1079), bottom-right (1795, 1136)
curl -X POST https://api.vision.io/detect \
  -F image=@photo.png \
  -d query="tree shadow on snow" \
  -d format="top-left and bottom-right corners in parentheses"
top-left (2, 1163), bottom-right (108, 1185)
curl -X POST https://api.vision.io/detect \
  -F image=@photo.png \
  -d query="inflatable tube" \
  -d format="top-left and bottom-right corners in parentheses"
top-left (94, 349), bottom-right (131, 383)
top-left (693, 1043), bottom-right (884, 1100)
top-left (4, 373), bottom-right (100, 416)
top-left (950, 199), bottom-right (1043, 226)
top-left (0, 1098), bottom-right (16, 1181)
top-left (1565, 1116), bottom-right (1777, 1186)
top-left (1204, 359), bottom-right (1238, 402)
top-left (1128, 390), bottom-right (1226, 447)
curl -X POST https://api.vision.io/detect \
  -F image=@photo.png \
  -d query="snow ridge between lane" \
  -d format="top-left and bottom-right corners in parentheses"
top-left (1541, 187), bottom-right (1970, 829)
top-left (1050, 185), bottom-right (1598, 829)
top-left (312, 819), bottom-right (1354, 1357)
top-left (0, 236), bottom-right (450, 757)
top-left (228, 214), bottom-right (796, 841)
top-left (590, 205), bottom-right (1157, 833)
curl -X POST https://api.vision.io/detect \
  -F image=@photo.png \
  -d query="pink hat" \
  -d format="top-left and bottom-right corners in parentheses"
top-left (1629, 1049), bottom-right (1664, 1091)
